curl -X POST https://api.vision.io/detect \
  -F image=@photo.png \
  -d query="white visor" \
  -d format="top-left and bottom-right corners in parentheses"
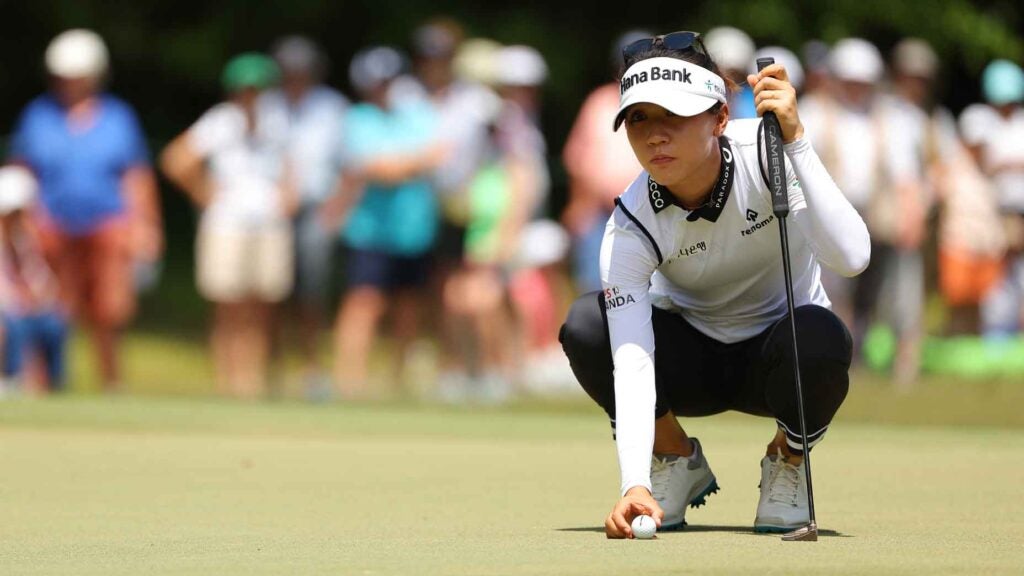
top-left (614, 57), bottom-right (727, 130)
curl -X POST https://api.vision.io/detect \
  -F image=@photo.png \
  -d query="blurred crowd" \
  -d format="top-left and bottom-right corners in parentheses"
top-left (1, 20), bottom-right (1022, 399)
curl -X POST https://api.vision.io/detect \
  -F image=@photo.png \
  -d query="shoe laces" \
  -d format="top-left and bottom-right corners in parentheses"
top-left (767, 458), bottom-right (801, 507)
top-left (650, 456), bottom-right (676, 497)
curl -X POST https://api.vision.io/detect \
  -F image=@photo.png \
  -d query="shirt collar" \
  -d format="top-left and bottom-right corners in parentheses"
top-left (647, 135), bottom-right (735, 222)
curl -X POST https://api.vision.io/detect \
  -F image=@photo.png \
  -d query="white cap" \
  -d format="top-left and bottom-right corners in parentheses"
top-left (348, 45), bottom-right (406, 93)
top-left (495, 45), bottom-right (548, 87)
top-left (750, 46), bottom-right (805, 92)
top-left (45, 29), bottom-right (109, 79)
top-left (514, 219), bottom-right (570, 268)
top-left (829, 38), bottom-right (883, 84)
top-left (892, 37), bottom-right (938, 79)
top-left (454, 38), bottom-right (503, 85)
top-left (703, 26), bottom-right (755, 72)
top-left (0, 166), bottom-right (38, 215)
top-left (614, 57), bottom-right (727, 130)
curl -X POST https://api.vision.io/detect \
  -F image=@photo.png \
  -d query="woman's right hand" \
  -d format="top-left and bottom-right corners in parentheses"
top-left (605, 486), bottom-right (664, 539)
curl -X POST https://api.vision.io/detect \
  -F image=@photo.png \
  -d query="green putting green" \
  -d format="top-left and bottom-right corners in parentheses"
top-left (1, 395), bottom-right (1021, 575)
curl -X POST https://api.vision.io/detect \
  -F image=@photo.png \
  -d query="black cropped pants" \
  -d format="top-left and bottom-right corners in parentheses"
top-left (559, 291), bottom-right (852, 453)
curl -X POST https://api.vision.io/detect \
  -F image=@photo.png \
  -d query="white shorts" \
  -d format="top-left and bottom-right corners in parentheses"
top-left (196, 220), bottom-right (294, 303)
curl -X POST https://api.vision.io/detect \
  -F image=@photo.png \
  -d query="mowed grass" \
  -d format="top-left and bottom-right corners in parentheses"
top-left (1, 395), bottom-right (1022, 575)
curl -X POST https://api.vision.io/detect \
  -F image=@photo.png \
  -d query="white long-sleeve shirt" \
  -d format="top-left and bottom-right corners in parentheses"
top-left (600, 118), bottom-right (870, 496)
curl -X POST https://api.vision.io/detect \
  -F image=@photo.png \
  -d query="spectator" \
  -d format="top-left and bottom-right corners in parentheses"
top-left (444, 87), bottom-right (522, 402)
top-left (490, 44), bottom-right (573, 396)
top-left (0, 166), bottom-right (68, 395)
top-left (561, 29), bottom-right (648, 294)
top-left (390, 19), bottom-right (498, 399)
top-left (160, 53), bottom-right (296, 399)
top-left (263, 35), bottom-right (349, 397)
top-left (800, 40), bottom-right (832, 105)
top-left (886, 39), bottom-right (997, 340)
top-left (801, 37), bottom-right (928, 380)
top-left (871, 37), bottom-right (961, 384)
top-left (750, 46), bottom-right (805, 95)
top-left (965, 60), bottom-right (1024, 340)
top-left (703, 26), bottom-right (757, 119)
top-left (8, 29), bottom-right (162, 392)
top-left (321, 46), bottom-right (445, 398)
top-left (935, 105), bottom-right (1006, 335)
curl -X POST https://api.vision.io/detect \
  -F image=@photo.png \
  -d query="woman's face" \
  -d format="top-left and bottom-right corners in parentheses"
top-left (231, 87), bottom-right (261, 110)
top-left (52, 75), bottom-right (99, 107)
top-left (623, 102), bottom-right (724, 188)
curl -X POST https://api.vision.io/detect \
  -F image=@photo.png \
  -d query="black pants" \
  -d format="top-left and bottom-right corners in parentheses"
top-left (559, 292), bottom-right (852, 453)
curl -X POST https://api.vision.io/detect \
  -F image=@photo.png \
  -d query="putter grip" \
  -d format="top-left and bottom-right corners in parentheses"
top-left (757, 57), bottom-right (789, 217)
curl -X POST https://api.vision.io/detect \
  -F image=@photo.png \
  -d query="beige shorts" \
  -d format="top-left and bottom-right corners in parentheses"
top-left (196, 220), bottom-right (294, 303)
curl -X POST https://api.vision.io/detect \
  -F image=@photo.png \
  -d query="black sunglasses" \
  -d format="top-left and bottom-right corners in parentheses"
top-left (621, 31), bottom-right (706, 63)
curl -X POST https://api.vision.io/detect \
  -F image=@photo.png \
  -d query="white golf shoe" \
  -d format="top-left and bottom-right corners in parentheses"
top-left (754, 451), bottom-right (810, 532)
top-left (650, 437), bottom-right (719, 531)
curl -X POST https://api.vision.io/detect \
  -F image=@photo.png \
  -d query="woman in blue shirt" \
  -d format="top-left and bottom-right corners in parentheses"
top-left (8, 29), bottom-right (162, 392)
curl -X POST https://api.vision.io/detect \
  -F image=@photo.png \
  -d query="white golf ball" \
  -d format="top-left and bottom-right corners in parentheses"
top-left (631, 514), bottom-right (657, 539)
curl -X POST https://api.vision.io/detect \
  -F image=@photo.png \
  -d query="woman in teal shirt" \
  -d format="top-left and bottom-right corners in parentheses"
top-left (321, 45), bottom-right (446, 398)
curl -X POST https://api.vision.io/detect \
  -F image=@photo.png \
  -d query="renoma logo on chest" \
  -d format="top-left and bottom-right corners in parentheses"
top-left (741, 210), bottom-right (775, 236)
top-left (620, 66), bottom-right (693, 93)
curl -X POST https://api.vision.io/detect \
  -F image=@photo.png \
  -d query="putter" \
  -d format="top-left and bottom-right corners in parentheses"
top-left (757, 57), bottom-right (818, 542)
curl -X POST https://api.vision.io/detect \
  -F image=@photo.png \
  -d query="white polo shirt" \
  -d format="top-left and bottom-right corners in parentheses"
top-left (601, 118), bottom-right (871, 496)
top-left (188, 102), bottom-right (289, 227)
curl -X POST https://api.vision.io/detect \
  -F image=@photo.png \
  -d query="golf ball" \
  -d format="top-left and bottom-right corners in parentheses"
top-left (631, 514), bottom-right (657, 539)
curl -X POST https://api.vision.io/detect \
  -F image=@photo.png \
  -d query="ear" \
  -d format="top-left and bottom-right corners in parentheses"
top-left (712, 103), bottom-right (730, 137)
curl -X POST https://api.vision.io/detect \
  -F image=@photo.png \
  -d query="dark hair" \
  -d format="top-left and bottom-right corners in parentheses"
top-left (619, 45), bottom-right (740, 103)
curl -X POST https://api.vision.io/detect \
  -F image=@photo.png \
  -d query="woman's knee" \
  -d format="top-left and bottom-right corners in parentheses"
top-left (559, 291), bottom-right (615, 411)
top-left (559, 291), bottom-right (607, 358)
top-left (793, 305), bottom-right (853, 367)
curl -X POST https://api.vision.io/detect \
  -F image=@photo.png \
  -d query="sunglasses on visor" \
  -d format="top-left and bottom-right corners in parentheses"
top-left (621, 31), bottom-right (707, 63)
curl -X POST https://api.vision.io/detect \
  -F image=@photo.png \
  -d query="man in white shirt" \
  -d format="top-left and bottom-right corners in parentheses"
top-left (262, 36), bottom-right (349, 395)
top-left (800, 38), bottom-right (926, 382)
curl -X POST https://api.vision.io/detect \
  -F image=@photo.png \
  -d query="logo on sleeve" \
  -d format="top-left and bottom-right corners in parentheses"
top-left (603, 286), bottom-right (637, 310)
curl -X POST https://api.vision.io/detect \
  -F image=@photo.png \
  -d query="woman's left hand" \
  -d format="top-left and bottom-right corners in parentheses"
top-left (747, 64), bottom-right (804, 144)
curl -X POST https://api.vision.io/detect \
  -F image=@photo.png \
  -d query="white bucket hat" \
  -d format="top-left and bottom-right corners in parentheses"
top-left (613, 57), bottom-right (727, 130)
top-left (703, 26), bottom-right (755, 72)
top-left (45, 29), bottom-right (109, 79)
top-left (829, 38), bottom-right (883, 84)
top-left (892, 37), bottom-right (938, 79)
top-left (750, 46), bottom-right (805, 92)
top-left (495, 45), bottom-right (548, 87)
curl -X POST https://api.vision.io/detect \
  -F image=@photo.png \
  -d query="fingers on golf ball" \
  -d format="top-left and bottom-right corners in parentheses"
top-left (631, 515), bottom-right (657, 539)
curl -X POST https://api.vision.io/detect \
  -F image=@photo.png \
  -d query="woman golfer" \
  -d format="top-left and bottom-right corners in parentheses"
top-left (559, 31), bottom-right (870, 538)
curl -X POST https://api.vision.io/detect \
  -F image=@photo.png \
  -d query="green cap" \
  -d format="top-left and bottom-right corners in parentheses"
top-left (221, 52), bottom-right (280, 92)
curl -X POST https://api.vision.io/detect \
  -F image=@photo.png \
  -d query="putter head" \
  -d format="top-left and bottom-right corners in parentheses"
top-left (781, 522), bottom-right (818, 542)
